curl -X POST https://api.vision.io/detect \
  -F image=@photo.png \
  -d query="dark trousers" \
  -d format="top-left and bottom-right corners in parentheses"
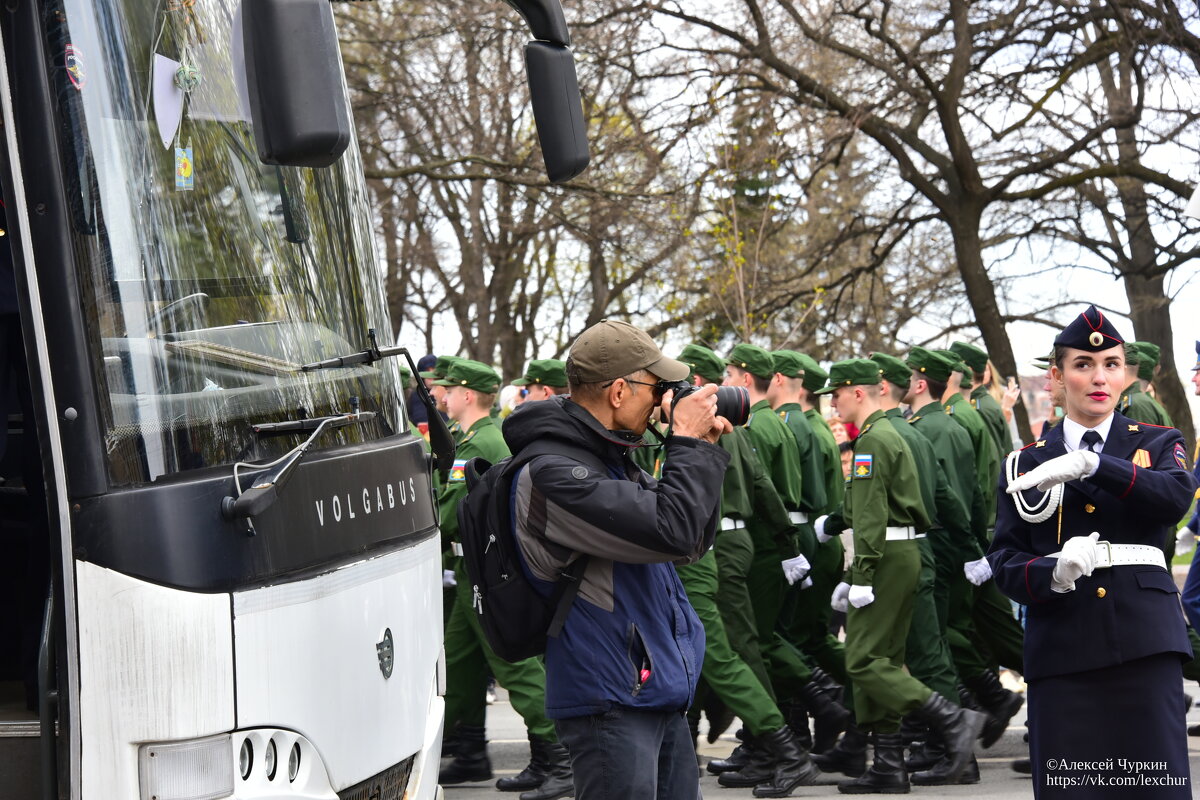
top-left (555, 707), bottom-right (698, 800)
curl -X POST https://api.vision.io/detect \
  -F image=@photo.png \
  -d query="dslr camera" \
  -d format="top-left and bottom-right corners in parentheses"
top-left (660, 381), bottom-right (751, 427)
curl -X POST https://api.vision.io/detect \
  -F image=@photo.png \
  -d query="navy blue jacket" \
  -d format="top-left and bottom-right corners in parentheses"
top-left (503, 396), bottom-right (729, 719)
top-left (988, 412), bottom-right (1196, 681)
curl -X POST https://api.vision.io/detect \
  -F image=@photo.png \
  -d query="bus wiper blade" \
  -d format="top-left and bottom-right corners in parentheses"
top-left (251, 410), bottom-right (376, 438)
top-left (222, 411), bottom-right (372, 522)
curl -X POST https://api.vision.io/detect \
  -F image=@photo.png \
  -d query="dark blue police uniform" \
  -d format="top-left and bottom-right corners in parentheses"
top-left (988, 307), bottom-right (1196, 799)
top-left (1180, 340), bottom-right (1200, 633)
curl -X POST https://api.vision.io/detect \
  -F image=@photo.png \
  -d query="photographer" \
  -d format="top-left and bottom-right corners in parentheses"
top-left (502, 319), bottom-right (731, 800)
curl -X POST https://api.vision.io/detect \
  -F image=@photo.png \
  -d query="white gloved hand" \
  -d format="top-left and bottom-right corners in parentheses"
top-left (1007, 450), bottom-right (1100, 493)
top-left (848, 585), bottom-right (875, 608)
top-left (800, 577), bottom-right (814, 589)
top-left (831, 581), bottom-right (851, 613)
top-left (1051, 532), bottom-right (1101, 592)
top-left (1177, 529), bottom-right (1196, 557)
top-left (814, 515), bottom-right (833, 544)
top-left (442, 569), bottom-right (457, 588)
top-left (781, 554), bottom-right (812, 585)
top-left (963, 557), bottom-right (993, 586)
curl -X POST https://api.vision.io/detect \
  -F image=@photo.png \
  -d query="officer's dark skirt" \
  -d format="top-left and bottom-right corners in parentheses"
top-left (1028, 653), bottom-right (1191, 798)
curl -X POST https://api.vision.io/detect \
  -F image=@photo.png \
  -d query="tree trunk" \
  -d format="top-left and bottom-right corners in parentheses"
top-left (1124, 272), bottom-right (1195, 449)
top-left (951, 211), bottom-right (1033, 444)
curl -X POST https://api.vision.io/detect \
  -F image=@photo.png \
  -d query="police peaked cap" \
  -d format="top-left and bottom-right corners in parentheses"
top-left (1053, 304), bottom-right (1124, 352)
top-left (677, 343), bottom-right (726, 384)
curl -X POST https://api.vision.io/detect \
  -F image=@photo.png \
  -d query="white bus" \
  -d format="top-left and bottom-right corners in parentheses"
top-left (0, 0), bottom-right (587, 797)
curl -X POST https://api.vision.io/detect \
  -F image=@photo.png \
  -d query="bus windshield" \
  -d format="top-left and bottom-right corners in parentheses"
top-left (46, 0), bottom-right (403, 486)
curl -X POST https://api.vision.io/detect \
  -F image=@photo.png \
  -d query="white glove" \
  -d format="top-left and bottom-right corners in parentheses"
top-left (848, 585), bottom-right (875, 608)
top-left (442, 569), bottom-right (457, 588)
top-left (1177, 529), bottom-right (1195, 557)
top-left (800, 577), bottom-right (814, 589)
top-left (781, 554), bottom-right (812, 585)
top-left (814, 515), bottom-right (833, 544)
top-left (963, 557), bottom-right (993, 586)
top-left (831, 581), bottom-right (850, 612)
top-left (1007, 450), bottom-right (1099, 493)
top-left (1051, 532), bottom-right (1101, 592)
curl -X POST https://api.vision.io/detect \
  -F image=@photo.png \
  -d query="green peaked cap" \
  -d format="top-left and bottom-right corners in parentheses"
top-left (906, 346), bottom-right (956, 382)
top-left (813, 358), bottom-right (883, 394)
top-left (1128, 341), bottom-right (1161, 382)
top-left (869, 352), bottom-right (911, 389)
top-left (726, 343), bottom-right (776, 379)
top-left (949, 341), bottom-right (989, 374)
top-left (677, 344), bottom-right (726, 384)
top-left (434, 359), bottom-right (501, 394)
top-left (420, 354), bottom-right (461, 380)
top-left (795, 354), bottom-right (827, 393)
top-left (771, 349), bottom-right (806, 379)
top-left (512, 358), bottom-right (568, 387)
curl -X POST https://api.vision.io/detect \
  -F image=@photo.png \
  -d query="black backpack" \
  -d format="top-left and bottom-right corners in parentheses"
top-left (456, 439), bottom-right (604, 663)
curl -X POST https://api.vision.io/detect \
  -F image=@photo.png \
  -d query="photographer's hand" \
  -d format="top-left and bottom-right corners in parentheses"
top-left (662, 385), bottom-right (730, 443)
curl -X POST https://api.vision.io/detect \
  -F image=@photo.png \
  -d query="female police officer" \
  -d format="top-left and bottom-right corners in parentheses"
top-left (987, 305), bottom-right (1196, 798)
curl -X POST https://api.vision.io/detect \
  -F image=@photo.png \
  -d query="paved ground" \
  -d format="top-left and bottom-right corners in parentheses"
top-left (440, 683), bottom-right (1200, 799)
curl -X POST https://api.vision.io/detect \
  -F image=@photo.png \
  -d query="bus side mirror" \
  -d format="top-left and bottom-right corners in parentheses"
top-left (525, 42), bottom-right (589, 184)
top-left (505, 0), bottom-right (589, 183)
top-left (242, 0), bottom-right (352, 168)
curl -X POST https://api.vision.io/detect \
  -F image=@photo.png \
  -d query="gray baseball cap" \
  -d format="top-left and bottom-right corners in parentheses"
top-left (568, 319), bottom-right (690, 384)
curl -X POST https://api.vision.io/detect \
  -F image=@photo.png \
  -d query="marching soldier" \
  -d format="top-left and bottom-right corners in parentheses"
top-left (814, 359), bottom-right (985, 793)
top-left (512, 359), bottom-right (569, 403)
top-left (435, 360), bottom-right (572, 799)
top-left (949, 341), bottom-right (1011, 459)
top-left (1119, 341), bottom-right (1173, 427)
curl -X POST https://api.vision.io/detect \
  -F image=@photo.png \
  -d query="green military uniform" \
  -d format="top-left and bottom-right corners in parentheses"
top-left (940, 363), bottom-right (1000, 528)
top-left (871, 353), bottom-right (962, 703)
top-left (1120, 342), bottom-right (1177, 558)
top-left (816, 361), bottom-right (933, 733)
top-left (436, 362), bottom-right (557, 742)
top-left (773, 351), bottom-right (846, 683)
top-left (950, 341), bottom-right (1012, 460)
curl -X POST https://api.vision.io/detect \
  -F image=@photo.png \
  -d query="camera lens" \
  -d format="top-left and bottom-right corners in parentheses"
top-left (715, 386), bottom-right (750, 426)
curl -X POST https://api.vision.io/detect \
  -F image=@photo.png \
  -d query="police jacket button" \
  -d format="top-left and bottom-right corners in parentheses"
top-left (1096, 587), bottom-right (1107, 598)
top-left (1084, 504), bottom-right (1096, 513)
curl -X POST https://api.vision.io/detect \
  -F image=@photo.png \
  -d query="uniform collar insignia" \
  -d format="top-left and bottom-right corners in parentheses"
top-left (908, 415), bottom-right (922, 423)
top-left (1035, 440), bottom-right (1046, 447)
top-left (1127, 424), bottom-right (1140, 432)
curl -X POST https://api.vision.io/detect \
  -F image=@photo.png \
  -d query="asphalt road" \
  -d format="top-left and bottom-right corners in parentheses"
top-left (440, 683), bottom-right (1200, 799)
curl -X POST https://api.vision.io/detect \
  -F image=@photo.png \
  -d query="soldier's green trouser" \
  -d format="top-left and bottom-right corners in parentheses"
top-left (844, 540), bottom-right (931, 733)
top-left (970, 581), bottom-right (1025, 670)
top-left (714, 526), bottom-right (776, 699)
top-left (442, 561), bottom-right (557, 739)
top-left (781, 531), bottom-right (847, 684)
top-left (947, 571), bottom-right (990, 680)
top-left (904, 537), bottom-right (959, 702)
top-left (747, 522), bottom-right (815, 694)
top-left (1183, 629), bottom-right (1200, 682)
top-left (678, 551), bottom-right (786, 736)
top-left (924, 528), bottom-right (956, 634)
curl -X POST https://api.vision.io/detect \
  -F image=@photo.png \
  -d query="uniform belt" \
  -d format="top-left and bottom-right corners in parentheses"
top-left (788, 511), bottom-right (809, 525)
top-left (720, 517), bottom-right (746, 532)
top-left (1049, 541), bottom-right (1166, 570)
top-left (884, 526), bottom-right (924, 541)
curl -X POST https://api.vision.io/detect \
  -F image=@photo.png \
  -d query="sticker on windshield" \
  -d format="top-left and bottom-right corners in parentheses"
top-left (175, 147), bottom-right (194, 191)
top-left (65, 44), bottom-right (85, 90)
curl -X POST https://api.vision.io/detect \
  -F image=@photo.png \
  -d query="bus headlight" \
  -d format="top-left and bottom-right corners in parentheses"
top-left (138, 734), bottom-right (234, 800)
top-left (264, 737), bottom-right (278, 780)
top-left (239, 738), bottom-right (253, 780)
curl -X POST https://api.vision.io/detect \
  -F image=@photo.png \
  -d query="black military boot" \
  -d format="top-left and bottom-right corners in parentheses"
top-left (798, 667), bottom-right (852, 739)
top-left (963, 670), bottom-right (1023, 748)
top-left (439, 725), bottom-right (492, 784)
top-left (783, 701), bottom-right (814, 753)
top-left (750, 726), bottom-right (823, 797)
top-left (919, 692), bottom-right (986, 784)
top-left (957, 682), bottom-right (1002, 749)
top-left (497, 735), bottom-right (552, 792)
top-left (903, 726), bottom-right (944, 773)
top-left (837, 733), bottom-right (910, 794)
top-left (518, 740), bottom-right (574, 800)
top-left (911, 752), bottom-right (980, 786)
top-left (717, 736), bottom-right (775, 789)
top-left (441, 730), bottom-right (461, 759)
top-left (813, 723), bottom-right (868, 777)
top-left (707, 728), bottom-right (756, 774)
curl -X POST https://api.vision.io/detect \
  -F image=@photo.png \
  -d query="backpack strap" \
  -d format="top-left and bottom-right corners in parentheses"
top-left (506, 438), bottom-right (611, 638)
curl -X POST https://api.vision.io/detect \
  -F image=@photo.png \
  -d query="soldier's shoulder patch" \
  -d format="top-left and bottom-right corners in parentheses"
top-left (448, 458), bottom-right (469, 483)
top-left (853, 453), bottom-right (873, 479)
top-left (1175, 443), bottom-right (1188, 470)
